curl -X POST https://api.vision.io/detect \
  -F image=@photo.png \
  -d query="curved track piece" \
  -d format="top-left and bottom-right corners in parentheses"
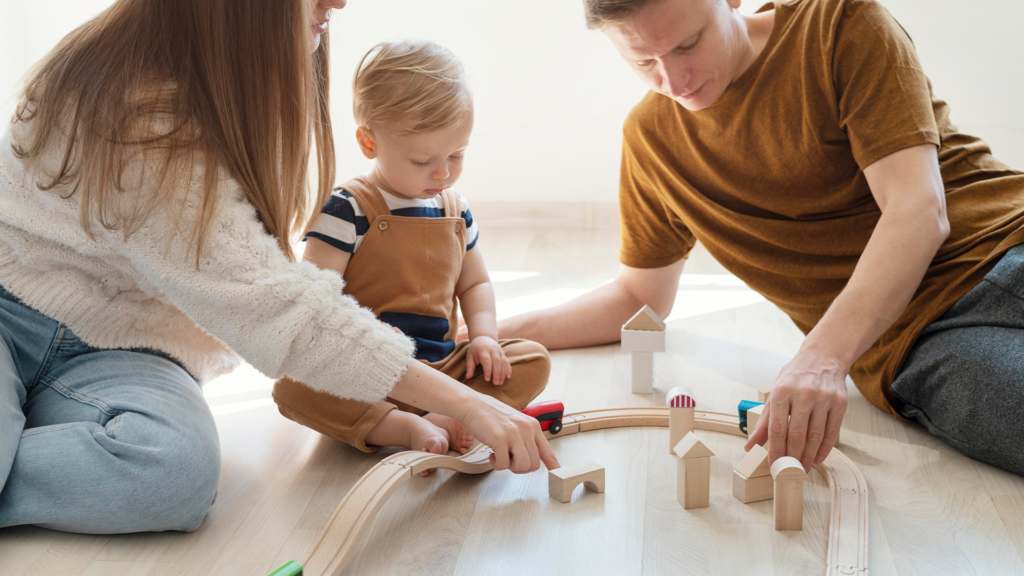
top-left (303, 443), bottom-right (494, 576)
top-left (306, 408), bottom-right (868, 576)
top-left (815, 449), bottom-right (869, 576)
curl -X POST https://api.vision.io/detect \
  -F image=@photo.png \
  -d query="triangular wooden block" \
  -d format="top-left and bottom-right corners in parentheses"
top-left (623, 305), bottom-right (666, 332)
top-left (735, 443), bottom-right (771, 478)
top-left (673, 431), bottom-right (714, 459)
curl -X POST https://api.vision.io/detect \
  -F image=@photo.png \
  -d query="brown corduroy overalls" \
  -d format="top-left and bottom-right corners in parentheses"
top-left (272, 176), bottom-right (550, 452)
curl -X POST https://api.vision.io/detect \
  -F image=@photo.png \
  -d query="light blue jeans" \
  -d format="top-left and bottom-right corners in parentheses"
top-left (0, 285), bottom-right (220, 534)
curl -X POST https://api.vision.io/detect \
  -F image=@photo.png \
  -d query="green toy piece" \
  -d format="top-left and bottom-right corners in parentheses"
top-left (267, 560), bottom-right (303, 576)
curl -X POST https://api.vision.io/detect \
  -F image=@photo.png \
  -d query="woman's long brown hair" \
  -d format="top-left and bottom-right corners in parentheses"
top-left (11, 0), bottom-right (335, 264)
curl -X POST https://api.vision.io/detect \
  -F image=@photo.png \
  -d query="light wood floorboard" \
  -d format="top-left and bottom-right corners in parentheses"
top-left (3, 229), bottom-right (1023, 575)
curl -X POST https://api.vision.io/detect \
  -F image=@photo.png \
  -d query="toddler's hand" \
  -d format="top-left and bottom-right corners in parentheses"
top-left (466, 336), bottom-right (512, 385)
top-left (382, 322), bottom-right (403, 335)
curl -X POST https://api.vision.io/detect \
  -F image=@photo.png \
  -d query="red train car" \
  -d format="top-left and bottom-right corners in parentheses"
top-left (523, 400), bottom-right (565, 434)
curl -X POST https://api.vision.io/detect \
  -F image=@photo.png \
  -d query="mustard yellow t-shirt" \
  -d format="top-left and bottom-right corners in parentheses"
top-left (619, 0), bottom-right (1024, 417)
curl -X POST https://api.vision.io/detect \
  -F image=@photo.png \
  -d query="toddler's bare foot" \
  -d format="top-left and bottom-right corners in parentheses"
top-left (407, 417), bottom-right (451, 477)
top-left (424, 413), bottom-right (475, 455)
top-left (365, 411), bottom-right (452, 476)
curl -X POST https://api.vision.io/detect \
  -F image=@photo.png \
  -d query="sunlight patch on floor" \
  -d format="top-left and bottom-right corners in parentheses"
top-left (210, 397), bottom-right (275, 417)
top-left (495, 274), bottom-right (764, 321)
top-left (489, 271), bottom-right (542, 282)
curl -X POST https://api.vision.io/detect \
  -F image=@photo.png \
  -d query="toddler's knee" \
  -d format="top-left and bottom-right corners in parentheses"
top-left (513, 340), bottom-right (550, 378)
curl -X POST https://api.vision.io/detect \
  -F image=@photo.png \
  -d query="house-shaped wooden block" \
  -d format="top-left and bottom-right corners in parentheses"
top-left (673, 432), bottom-right (714, 510)
top-left (732, 443), bottom-right (773, 504)
top-left (622, 305), bottom-right (666, 394)
top-left (621, 305), bottom-right (666, 352)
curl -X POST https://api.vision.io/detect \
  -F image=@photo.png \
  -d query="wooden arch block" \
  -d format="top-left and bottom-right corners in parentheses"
top-left (549, 461), bottom-right (605, 503)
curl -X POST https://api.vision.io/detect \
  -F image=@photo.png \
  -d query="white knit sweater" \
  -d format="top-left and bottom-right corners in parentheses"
top-left (0, 123), bottom-right (414, 404)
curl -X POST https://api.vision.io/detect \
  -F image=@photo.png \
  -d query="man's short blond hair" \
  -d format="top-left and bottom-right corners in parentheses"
top-left (583, 0), bottom-right (661, 29)
top-left (353, 40), bottom-right (472, 133)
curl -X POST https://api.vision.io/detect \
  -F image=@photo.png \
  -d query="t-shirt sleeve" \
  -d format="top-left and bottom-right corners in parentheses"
top-left (618, 110), bottom-right (696, 268)
top-left (303, 189), bottom-right (365, 254)
top-left (458, 194), bottom-right (480, 250)
top-left (832, 0), bottom-right (940, 170)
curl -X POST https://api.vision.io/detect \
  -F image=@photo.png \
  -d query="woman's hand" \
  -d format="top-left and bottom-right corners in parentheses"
top-left (389, 360), bottom-right (559, 473)
top-left (454, 393), bottom-right (561, 473)
top-left (743, 349), bottom-right (847, 471)
top-left (466, 336), bottom-right (512, 385)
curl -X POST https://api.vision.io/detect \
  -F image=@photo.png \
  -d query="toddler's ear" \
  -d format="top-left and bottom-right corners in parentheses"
top-left (355, 126), bottom-right (377, 159)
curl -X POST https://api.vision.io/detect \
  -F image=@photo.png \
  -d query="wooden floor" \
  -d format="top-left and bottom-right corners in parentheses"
top-left (4, 229), bottom-right (1024, 576)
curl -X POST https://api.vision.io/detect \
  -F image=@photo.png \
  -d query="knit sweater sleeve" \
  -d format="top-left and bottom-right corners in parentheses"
top-left (111, 165), bottom-right (415, 404)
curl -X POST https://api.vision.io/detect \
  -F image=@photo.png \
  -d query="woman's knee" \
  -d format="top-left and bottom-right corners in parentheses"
top-left (116, 410), bottom-right (221, 532)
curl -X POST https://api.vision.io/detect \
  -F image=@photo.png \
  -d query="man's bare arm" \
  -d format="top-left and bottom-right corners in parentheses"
top-left (497, 259), bottom-right (686, 350)
top-left (746, 144), bottom-right (950, 470)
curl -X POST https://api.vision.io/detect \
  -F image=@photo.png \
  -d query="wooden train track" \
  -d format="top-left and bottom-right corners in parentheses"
top-left (303, 407), bottom-right (868, 576)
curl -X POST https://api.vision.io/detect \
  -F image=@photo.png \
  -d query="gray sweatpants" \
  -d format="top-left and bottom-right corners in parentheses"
top-left (892, 243), bottom-right (1024, 476)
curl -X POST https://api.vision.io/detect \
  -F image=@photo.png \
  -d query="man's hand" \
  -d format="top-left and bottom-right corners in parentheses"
top-left (466, 336), bottom-right (512, 385)
top-left (744, 350), bottom-right (847, 471)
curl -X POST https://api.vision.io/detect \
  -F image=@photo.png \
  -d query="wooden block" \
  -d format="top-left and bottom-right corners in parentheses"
top-left (770, 456), bottom-right (808, 530)
top-left (744, 402), bottom-right (840, 445)
top-left (622, 304), bottom-right (666, 332)
top-left (668, 407), bottom-right (694, 454)
top-left (732, 470), bottom-right (774, 504)
top-left (677, 456), bottom-right (710, 509)
top-left (735, 443), bottom-right (771, 478)
top-left (757, 388), bottom-right (772, 403)
top-left (673, 431), bottom-right (714, 459)
top-left (631, 351), bottom-right (653, 394)
top-left (746, 404), bottom-right (764, 437)
top-left (548, 461), bottom-right (605, 503)
top-left (621, 329), bottom-right (665, 352)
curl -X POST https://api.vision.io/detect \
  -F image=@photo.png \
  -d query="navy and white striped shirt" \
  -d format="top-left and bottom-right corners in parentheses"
top-left (304, 185), bottom-right (480, 254)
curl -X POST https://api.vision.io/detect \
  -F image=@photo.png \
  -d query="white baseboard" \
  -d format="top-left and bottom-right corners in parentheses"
top-left (470, 201), bottom-right (620, 230)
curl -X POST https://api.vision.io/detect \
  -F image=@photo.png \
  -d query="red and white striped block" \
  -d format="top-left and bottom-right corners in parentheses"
top-left (667, 386), bottom-right (696, 408)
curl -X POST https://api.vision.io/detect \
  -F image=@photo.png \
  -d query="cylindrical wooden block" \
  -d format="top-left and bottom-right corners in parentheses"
top-left (770, 456), bottom-right (808, 531)
top-left (669, 407), bottom-right (695, 454)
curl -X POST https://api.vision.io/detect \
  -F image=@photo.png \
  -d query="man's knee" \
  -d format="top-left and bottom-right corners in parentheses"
top-left (894, 327), bottom-right (1024, 473)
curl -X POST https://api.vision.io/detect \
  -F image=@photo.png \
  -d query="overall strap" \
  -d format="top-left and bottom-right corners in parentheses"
top-left (339, 176), bottom-right (391, 222)
top-left (440, 188), bottom-right (461, 219)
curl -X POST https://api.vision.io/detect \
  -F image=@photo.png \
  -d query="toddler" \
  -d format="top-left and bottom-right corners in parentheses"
top-left (273, 40), bottom-right (551, 467)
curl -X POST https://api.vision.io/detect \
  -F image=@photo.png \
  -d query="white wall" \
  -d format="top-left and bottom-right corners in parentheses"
top-left (2, 1), bottom-right (1022, 206)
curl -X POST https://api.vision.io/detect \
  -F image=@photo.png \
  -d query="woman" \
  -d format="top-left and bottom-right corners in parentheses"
top-left (0, 0), bottom-right (557, 534)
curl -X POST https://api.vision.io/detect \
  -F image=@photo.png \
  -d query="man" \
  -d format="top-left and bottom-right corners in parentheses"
top-left (497, 0), bottom-right (1024, 474)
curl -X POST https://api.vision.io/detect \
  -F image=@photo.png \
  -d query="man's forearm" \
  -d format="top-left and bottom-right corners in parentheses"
top-left (801, 207), bottom-right (949, 369)
top-left (498, 280), bottom-right (648, 350)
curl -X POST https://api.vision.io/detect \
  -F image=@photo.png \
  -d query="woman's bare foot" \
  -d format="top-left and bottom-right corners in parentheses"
top-left (424, 413), bottom-right (475, 455)
top-left (365, 410), bottom-right (452, 476)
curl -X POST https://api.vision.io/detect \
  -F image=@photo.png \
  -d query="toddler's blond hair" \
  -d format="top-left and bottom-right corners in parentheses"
top-left (353, 40), bottom-right (472, 133)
